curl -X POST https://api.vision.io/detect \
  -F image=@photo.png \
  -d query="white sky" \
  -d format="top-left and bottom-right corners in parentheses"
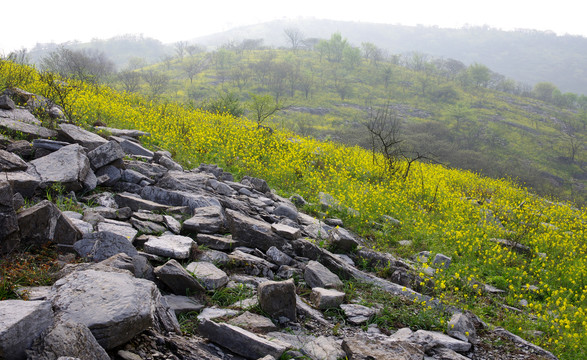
top-left (1, 0), bottom-right (584, 53)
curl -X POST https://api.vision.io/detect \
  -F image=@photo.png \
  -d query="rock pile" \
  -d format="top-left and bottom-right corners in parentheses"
top-left (0, 90), bottom-right (557, 360)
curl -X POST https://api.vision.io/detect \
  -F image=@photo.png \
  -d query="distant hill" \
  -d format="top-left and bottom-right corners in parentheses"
top-left (192, 18), bottom-right (587, 95)
top-left (27, 34), bottom-right (173, 70)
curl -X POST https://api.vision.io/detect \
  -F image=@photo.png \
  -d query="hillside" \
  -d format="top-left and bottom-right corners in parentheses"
top-left (192, 18), bottom-right (587, 94)
top-left (108, 42), bottom-right (587, 205)
top-left (0, 60), bottom-right (585, 359)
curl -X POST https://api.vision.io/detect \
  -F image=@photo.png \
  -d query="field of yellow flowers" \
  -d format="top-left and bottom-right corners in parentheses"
top-left (1, 62), bottom-right (586, 359)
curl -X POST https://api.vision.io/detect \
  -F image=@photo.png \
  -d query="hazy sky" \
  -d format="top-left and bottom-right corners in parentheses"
top-left (1, 0), bottom-right (584, 53)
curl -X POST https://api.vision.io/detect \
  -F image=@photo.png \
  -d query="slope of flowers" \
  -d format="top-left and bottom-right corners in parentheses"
top-left (1, 62), bottom-right (586, 359)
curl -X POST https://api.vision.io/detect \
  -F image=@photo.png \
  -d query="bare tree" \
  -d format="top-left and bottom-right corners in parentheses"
top-left (284, 28), bottom-right (304, 51)
top-left (175, 41), bottom-right (188, 59)
top-left (41, 47), bottom-right (114, 84)
top-left (141, 70), bottom-right (169, 97)
top-left (117, 70), bottom-right (141, 93)
top-left (182, 55), bottom-right (210, 84)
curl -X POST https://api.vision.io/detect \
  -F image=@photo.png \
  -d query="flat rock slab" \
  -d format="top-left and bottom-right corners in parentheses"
top-left (228, 311), bottom-right (277, 333)
top-left (340, 304), bottom-right (378, 325)
top-left (28, 143), bottom-right (94, 192)
top-left (140, 186), bottom-right (221, 213)
top-left (144, 234), bottom-right (195, 260)
top-left (186, 261), bottom-right (229, 290)
top-left (311, 287), bottom-right (345, 309)
top-left (154, 259), bottom-right (206, 296)
top-left (164, 294), bottom-right (205, 315)
top-left (258, 279), bottom-right (297, 321)
top-left (73, 231), bottom-right (138, 262)
top-left (408, 330), bottom-right (472, 353)
top-left (58, 123), bottom-right (108, 151)
top-left (0, 300), bottom-right (54, 360)
top-left (50, 268), bottom-right (179, 349)
top-left (304, 260), bottom-right (343, 290)
top-left (96, 127), bottom-right (150, 139)
top-left (97, 221), bottom-right (138, 243)
top-left (26, 320), bottom-right (110, 360)
top-left (114, 192), bottom-right (170, 212)
top-left (0, 170), bottom-right (40, 197)
top-left (195, 233), bottom-right (237, 251)
top-left (197, 307), bottom-right (239, 321)
top-left (182, 206), bottom-right (227, 234)
top-left (225, 209), bottom-right (289, 252)
top-left (198, 319), bottom-right (289, 359)
top-left (87, 140), bottom-right (125, 170)
top-left (0, 149), bottom-right (28, 171)
top-left (342, 334), bottom-right (424, 360)
top-left (0, 117), bottom-right (57, 140)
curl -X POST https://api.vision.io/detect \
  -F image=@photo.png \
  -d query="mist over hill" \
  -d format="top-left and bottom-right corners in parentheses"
top-left (192, 18), bottom-right (587, 94)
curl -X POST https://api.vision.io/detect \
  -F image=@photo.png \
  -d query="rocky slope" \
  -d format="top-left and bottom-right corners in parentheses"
top-left (0, 90), bottom-right (557, 360)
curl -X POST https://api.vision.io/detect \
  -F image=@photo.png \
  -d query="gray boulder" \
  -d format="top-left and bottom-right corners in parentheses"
top-left (164, 294), bottom-right (205, 316)
top-left (0, 300), bottom-right (54, 360)
top-left (58, 124), bottom-right (108, 151)
top-left (114, 192), bottom-right (169, 212)
top-left (154, 259), bottom-right (206, 296)
top-left (328, 227), bottom-right (360, 252)
top-left (182, 206), bottom-right (227, 234)
top-left (0, 181), bottom-right (20, 253)
top-left (73, 231), bottom-right (138, 262)
top-left (26, 320), bottom-right (109, 360)
top-left (28, 144), bottom-right (95, 192)
top-left (0, 117), bottom-right (58, 140)
top-left (270, 223), bottom-right (301, 240)
top-left (111, 136), bottom-right (154, 158)
top-left (227, 311), bottom-right (278, 333)
top-left (225, 209), bottom-right (289, 252)
top-left (266, 246), bottom-right (294, 266)
top-left (0, 170), bottom-right (40, 197)
top-left (342, 334), bottom-right (424, 360)
top-left (49, 268), bottom-right (180, 349)
top-left (258, 279), bottom-right (297, 321)
top-left (87, 140), bottom-right (124, 170)
top-left (408, 330), bottom-right (472, 353)
top-left (143, 234), bottom-right (195, 260)
top-left (0, 149), bottom-right (28, 172)
top-left (18, 200), bottom-right (82, 251)
top-left (195, 233), bottom-right (237, 251)
top-left (95, 165), bottom-right (122, 186)
top-left (0, 94), bottom-right (16, 109)
top-left (198, 319), bottom-right (289, 359)
top-left (186, 261), bottom-right (229, 290)
top-left (140, 186), bottom-right (221, 212)
top-left (304, 260), bottom-right (343, 290)
top-left (310, 287), bottom-right (345, 310)
top-left (340, 304), bottom-right (377, 325)
top-left (241, 176), bottom-right (270, 193)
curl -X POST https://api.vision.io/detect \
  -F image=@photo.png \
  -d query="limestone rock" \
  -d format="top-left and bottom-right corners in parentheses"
top-left (114, 192), bottom-right (169, 212)
top-left (304, 260), bottom-right (343, 290)
top-left (87, 140), bottom-right (124, 170)
top-left (241, 176), bottom-right (270, 193)
top-left (0, 170), bottom-right (40, 197)
top-left (182, 206), bottom-right (227, 234)
top-left (186, 261), bottom-right (229, 290)
top-left (58, 124), bottom-right (108, 151)
top-left (258, 279), bottom-right (297, 321)
top-left (96, 221), bottom-right (138, 243)
top-left (0, 300), bottom-right (54, 360)
top-left (0, 149), bottom-right (27, 171)
top-left (310, 287), bottom-right (345, 309)
top-left (340, 304), bottom-right (377, 325)
top-left (328, 226), bottom-right (360, 252)
top-left (408, 330), bottom-right (472, 353)
top-left (154, 259), bottom-right (206, 296)
top-left (163, 294), bottom-right (205, 316)
top-left (447, 312), bottom-right (477, 343)
top-left (342, 334), bottom-right (424, 360)
top-left (140, 186), bottom-right (221, 212)
top-left (228, 311), bottom-right (278, 333)
top-left (194, 249), bottom-right (230, 266)
top-left (302, 336), bottom-right (346, 360)
top-left (50, 268), bottom-right (180, 349)
top-left (143, 234), bottom-right (195, 260)
top-left (270, 223), bottom-right (301, 240)
top-left (198, 319), bottom-right (289, 359)
top-left (73, 231), bottom-right (138, 262)
top-left (432, 253), bottom-right (452, 269)
top-left (0, 117), bottom-right (58, 140)
top-left (266, 246), bottom-right (294, 266)
top-left (195, 233), bottom-right (237, 251)
top-left (26, 320), bottom-right (109, 360)
top-left (28, 144), bottom-right (95, 192)
top-left (225, 209), bottom-right (289, 252)
top-left (110, 135), bottom-right (154, 158)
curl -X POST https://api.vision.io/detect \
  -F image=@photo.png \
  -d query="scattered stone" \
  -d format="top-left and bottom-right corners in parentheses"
top-left (258, 279), bottom-right (297, 321)
top-left (271, 223), bottom-right (301, 240)
top-left (32, 138), bottom-right (70, 152)
top-left (87, 140), bottom-right (124, 170)
top-left (154, 259), bottom-right (206, 296)
top-left (110, 135), bottom-right (154, 157)
top-left (447, 312), bottom-right (477, 343)
top-left (226, 209), bottom-right (290, 252)
top-left (489, 238), bottom-right (531, 255)
top-left (0, 117), bottom-right (58, 140)
top-left (408, 330), bottom-right (472, 353)
top-left (182, 206), bottom-right (227, 234)
top-left (310, 287), bottom-right (345, 309)
top-left (275, 265), bottom-right (303, 280)
top-left (266, 246), bottom-right (294, 266)
top-left (328, 226), bottom-right (360, 252)
top-left (114, 192), bottom-right (169, 212)
top-left (0, 300), bottom-right (54, 360)
top-left (340, 304), bottom-right (377, 325)
top-left (273, 204), bottom-right (298, 222)
top-left (301, 335), bottom-right (346, 360)
top-left (129, 217), bottom-right (167, 234)
top-left (164, 294), bottom-right (205, 315)
top-left (198, 319), bottom-right (289, 359)
top-left (144, 234), bottom-right (195, 260)
top-left (241, 176), bottom-right (270, 193)
top-left (73, 231), bottom-right (138, 262)
top-left (342, 334), bottom-right (424, 360)
top-left (304, 260), bottom-right (343, 290)
top-left (26, 320), bottom-right (110, 360)
top-left (15, 285), bottom-right (52, 300)
top-left (0, 94), bottom-right (15, 110)
top-left (195, 233), bottom-right (237, 251)
top-left (140, 186), bottom-right (221, 213)
top-left (58, 124), bottom-right (108, 151)
top-left (432, 253), bottom-right (452, 269)
top-left (197, 307), bottom-right (239, 321)
top-left (96, 221), bottom-right (138, 243)
top-left (186, 261), bottom-right (229, 290)
top-left (228, 311), bottom-right (278, 333)
top-left (0, 149), bottom-right (28, 171)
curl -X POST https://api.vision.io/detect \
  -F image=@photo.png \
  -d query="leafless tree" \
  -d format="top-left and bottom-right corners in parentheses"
top-left (141, 70), bottom-right (169, 97)
top-left (117, 70), bottom-right (141, 93)
top-left (284, 28), bottom-right (304, 51)
top-left (41, 47), bottom-right (114, 84)
top-left (175, 41), bottom-right (188, 59)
